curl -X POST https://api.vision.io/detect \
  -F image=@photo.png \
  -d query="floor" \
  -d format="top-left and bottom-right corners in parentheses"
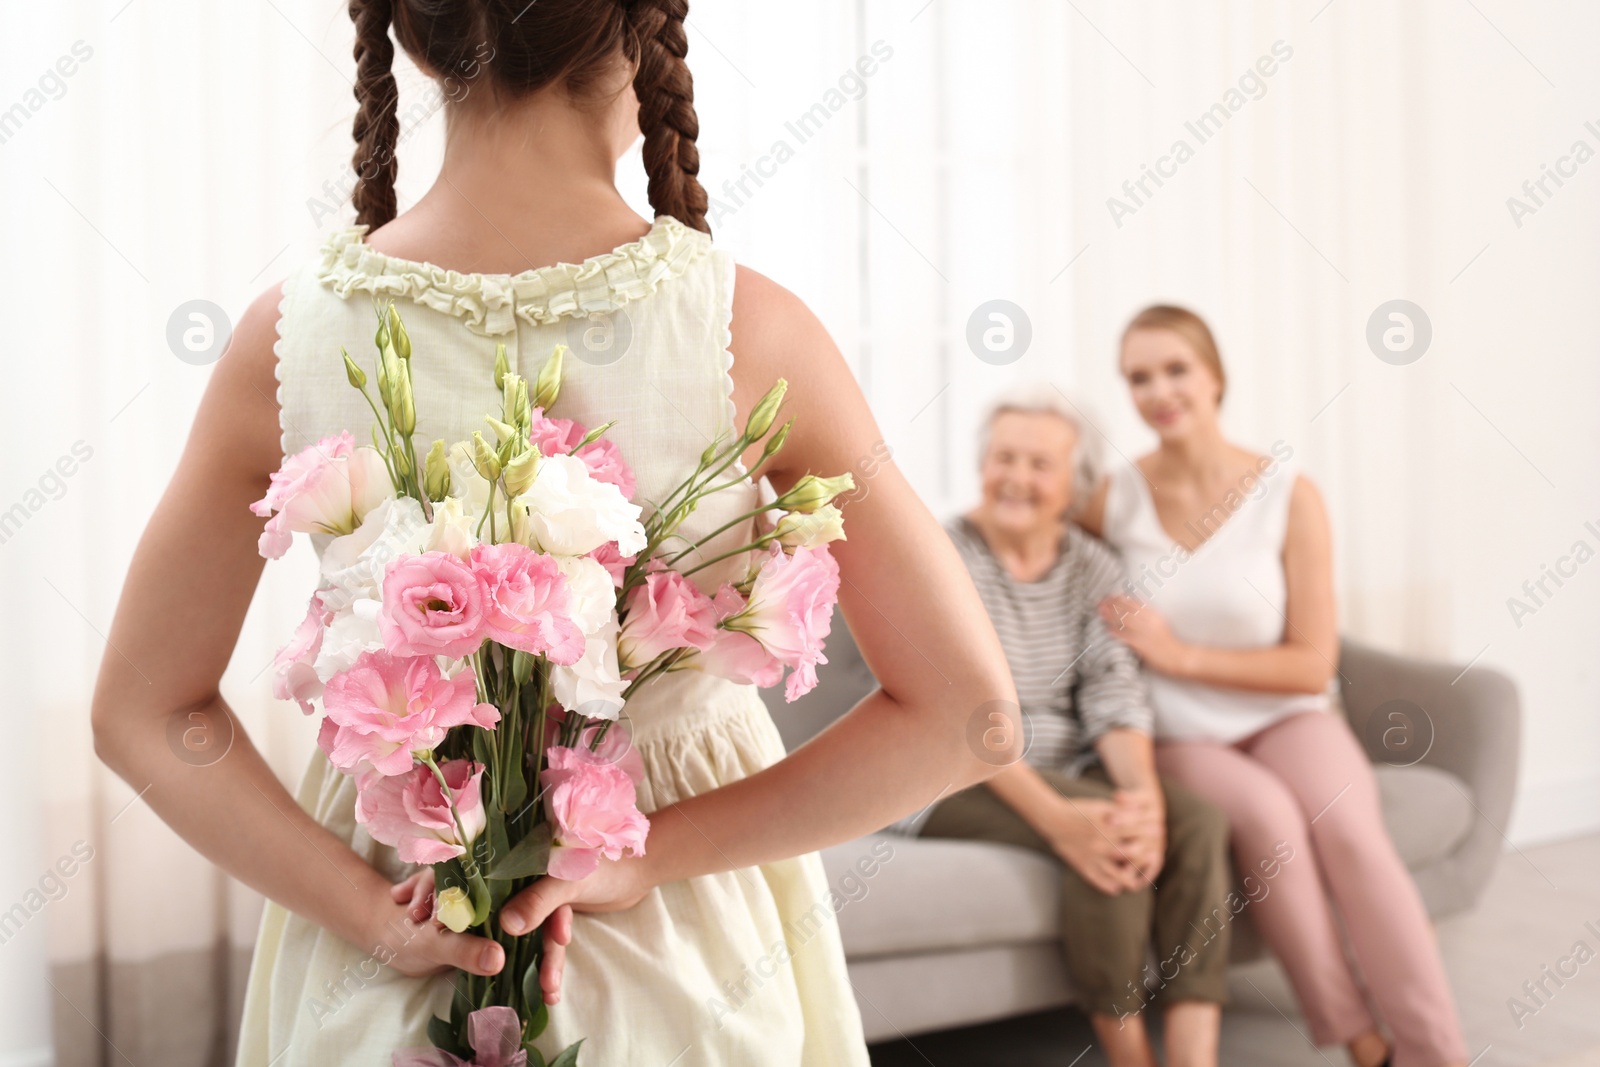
top-left (869, 835), bottom-right (1600, 1067)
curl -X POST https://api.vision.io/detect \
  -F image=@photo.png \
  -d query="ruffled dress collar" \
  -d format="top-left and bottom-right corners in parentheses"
top-left (315, 215), bottom-right (706, 337)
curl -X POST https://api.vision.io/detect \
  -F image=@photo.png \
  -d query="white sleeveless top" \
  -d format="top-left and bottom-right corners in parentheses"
top-left (240, 216), bottom-right (870, 1067)
top-left (1100, 457), bottom-right (1331, 743)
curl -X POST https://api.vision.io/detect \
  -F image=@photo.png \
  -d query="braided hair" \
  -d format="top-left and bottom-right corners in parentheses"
top-left (346, 0), bottom-right (710, 235)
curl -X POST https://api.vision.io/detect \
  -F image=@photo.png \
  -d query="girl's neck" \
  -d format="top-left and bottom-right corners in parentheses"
top-left (371, 94), bottom-right (650, 273)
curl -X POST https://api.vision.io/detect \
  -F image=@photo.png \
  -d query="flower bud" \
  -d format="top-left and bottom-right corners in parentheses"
top-left (434, 886), bottom-right (474, 933)
top-left (576, 420), bottom-right (616, 449)
top-left (484, 414), bottom-right (518, 446)
top-left (746, 378), bottom-right (787, 440)
top-left (513, 377), bottom-right (531, 432)
top-left (499, 373), bottom-right (524, 428)
top-left (471, 431), bottom-right (501, 482)
top-left (423, 439), bottom-right (451, 501)
top-left (761, 418), bottom-right (794, 460)
top-left (502, 447), bottom-right (540, 497)
top-left (776, 473), bottom-right (854, 513)
top-left (775, 504), bottom-right (847, 548)
top-left (392, 365), bottom-right (416, 436)
top-left (386, 304), bottom-right (412, 359)
top-left (493, 343), bottom-right (510, 391)
top-left (341, 347), bottom-right (367, 389)
top-left (533, 344), bottom-right (566, 412)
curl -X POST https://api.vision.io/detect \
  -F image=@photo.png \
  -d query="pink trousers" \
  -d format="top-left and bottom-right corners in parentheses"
top-left (1156, 710), bottom-right (1467, 1067)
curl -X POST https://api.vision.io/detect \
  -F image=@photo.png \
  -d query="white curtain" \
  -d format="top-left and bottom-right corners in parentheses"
top-left (3, 1), bottom-right (1595, 1064)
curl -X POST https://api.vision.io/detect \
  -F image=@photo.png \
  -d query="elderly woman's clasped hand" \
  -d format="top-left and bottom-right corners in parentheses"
top-left (1036, 784), bottom-right (1167, 896)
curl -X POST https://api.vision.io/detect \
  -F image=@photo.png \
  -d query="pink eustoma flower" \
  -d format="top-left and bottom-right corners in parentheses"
top-left (585, 539), bottom-right (638, 588)
top-left (617, 569), bottom-right (719, 670)
top-left (469, 542), bottom-right (586, 664)
top-left (540, 744), bottom-right (649, 881)
top-left (527, 407), bottom-right (586, 457)
top-left (574, 437), bottom-right (637, 500)
top-left (318, 650), bottom-right (499, 777)
top-left (696, 544), bottom-right (841, 701)
top-left (249, 431), bottom-right (392, 559)
top-left (355, 758), bottom-right (487, 865)
top-left (273, 589), bottom-right (331, 715)
top-left (379, 551), bottom-right (489, 659)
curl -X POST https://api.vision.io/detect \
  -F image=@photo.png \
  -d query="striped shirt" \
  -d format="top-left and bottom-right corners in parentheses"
top-left (945, 514), bottom-right (1153, 777)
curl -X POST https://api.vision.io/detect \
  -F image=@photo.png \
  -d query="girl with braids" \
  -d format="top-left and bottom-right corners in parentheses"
top-left (91, 1), bottom-right (1018, 1064)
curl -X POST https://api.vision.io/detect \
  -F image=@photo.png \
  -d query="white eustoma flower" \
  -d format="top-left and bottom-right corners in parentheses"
top-left (544, 552), bottom-right (627, 719)
top-left (317, 496), bottom-right (430, 613)
top-left (509, 453), bottom-right (647, 558)
top-left (551, 618), bottom-right (627, 720)
top-left (313, 596), bottom-right (385, 682)
top-left (424, 495), bottom-right (477, 562)
top-left (554, 553), bottom-right (621, 634)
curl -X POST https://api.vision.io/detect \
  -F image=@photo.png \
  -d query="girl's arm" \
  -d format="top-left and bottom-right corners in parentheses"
top-left (503, 266), bottom-right (1020, 930)
top-left (90, 287), bottom-right (519, 981)
top-left (1099, 474), bottom-right (1339, 695)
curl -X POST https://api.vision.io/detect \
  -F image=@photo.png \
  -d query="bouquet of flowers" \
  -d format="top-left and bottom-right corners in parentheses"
top-left (250, 302), bottom-right (854, 1066)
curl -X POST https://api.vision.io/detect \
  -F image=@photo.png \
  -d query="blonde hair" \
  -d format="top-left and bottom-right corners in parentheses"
top-left (1120, 304), bottom-right (1227, 405)
top-left (975, 382), bottom-right (1105, 518)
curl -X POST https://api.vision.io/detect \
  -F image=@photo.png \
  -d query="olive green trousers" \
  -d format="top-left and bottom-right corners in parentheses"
top-left (921, 764), bottom-right (1233, 1018)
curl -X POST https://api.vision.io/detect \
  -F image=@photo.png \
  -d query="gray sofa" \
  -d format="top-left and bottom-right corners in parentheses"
top-left (760, 620), bottom-right (1521, 1042)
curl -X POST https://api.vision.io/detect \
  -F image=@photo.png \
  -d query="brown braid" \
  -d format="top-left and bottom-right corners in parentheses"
top-left (348, 0), bottom-right (711, 235)
top-left (623, 0), bottom-right (710, 234)
top-left (349, 0), bottom-right (401, 229)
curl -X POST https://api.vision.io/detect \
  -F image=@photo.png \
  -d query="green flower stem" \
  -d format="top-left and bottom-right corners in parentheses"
top-left (662, 501), bottom-right (781, 567)
top-left (621, 647), bottom-right (690, 701)
top-left (652, 433), bottom-right (750, 519)
top-left (679, 539), bottom-right (771, 579)
top-left (421, 755), bottom-right (484, 885)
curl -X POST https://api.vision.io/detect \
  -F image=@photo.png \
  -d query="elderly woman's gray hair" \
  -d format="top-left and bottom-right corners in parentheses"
top-left (975, 382), bottom-right (1106, 517)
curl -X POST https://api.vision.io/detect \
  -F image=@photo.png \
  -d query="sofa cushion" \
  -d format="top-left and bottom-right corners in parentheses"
top-left (1373, 763), bottom-right (1475, 868)
top-left (820, 834), bottom-right (1062, 959)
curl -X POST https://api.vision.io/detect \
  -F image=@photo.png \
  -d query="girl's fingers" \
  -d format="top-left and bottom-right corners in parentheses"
top-left (500, 878), bottom-right (571, 936)
top-left (540, 933), bottom-right (566, 1004)
top-left (444, 932), bottom-right (505, 977)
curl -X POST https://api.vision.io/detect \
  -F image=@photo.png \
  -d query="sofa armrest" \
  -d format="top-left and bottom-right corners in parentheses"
top-left (1336, 638), bottom-right (1521, 913)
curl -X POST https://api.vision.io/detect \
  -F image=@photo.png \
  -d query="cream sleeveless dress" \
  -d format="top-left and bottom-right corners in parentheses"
top-left (235, 216), bottom-right (871, 1067)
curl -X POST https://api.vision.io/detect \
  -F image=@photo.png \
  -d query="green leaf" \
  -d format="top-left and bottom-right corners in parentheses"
top-left (448, 975), bottom-right (474, 1024)
top-left (483, 821), bottom-right (552, 881)
top-left (468, 870), bottom-right (493, 926)
top-left (512, 648), bottom-right (536, 686)
top-left (521, 964), bottom-right (549, 1037)
top-left (427, 1014), bottom-right (469, 1058)
top-left (485, 808), bottom-right (513, 912)
top-left (501, 727), bottom-right (527, 814)
top-left (549, 1039), bottom-right (584, 1067)
top-left (472, 726), bottom-right (495, 772)
top-left (522, 1043), bottom-right (547, 1067)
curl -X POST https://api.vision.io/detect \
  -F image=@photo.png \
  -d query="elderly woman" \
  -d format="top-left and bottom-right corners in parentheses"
top-left (913, 384), bottom-right (1233, 1067)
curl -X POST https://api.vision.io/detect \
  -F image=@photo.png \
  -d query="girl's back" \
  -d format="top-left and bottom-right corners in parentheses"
top-left (92, 3), bottom-right (1018, 1064)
